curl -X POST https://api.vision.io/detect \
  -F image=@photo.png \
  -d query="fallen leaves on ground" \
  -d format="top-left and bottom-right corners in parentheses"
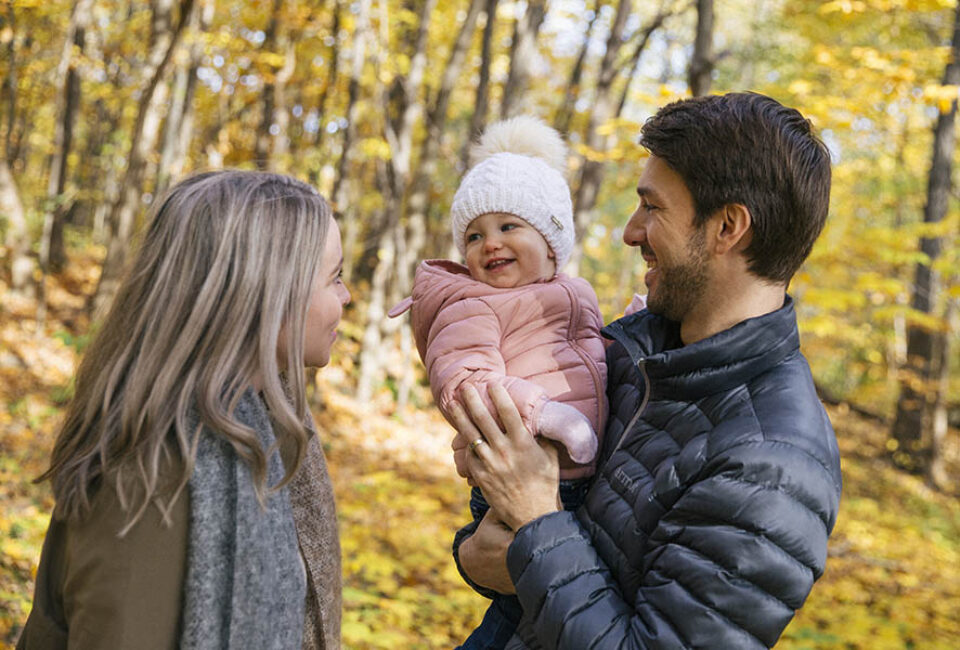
top-left (2, 261), bottom-right (959, 648)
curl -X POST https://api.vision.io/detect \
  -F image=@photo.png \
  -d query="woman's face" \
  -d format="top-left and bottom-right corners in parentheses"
top-left (302, 224), bottom-right (351, 367)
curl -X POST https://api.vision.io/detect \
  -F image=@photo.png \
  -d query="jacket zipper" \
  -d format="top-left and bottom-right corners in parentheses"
top-left (562, 283), bottom-right (607, 430)
top-left (607, 357), bottom-right (650, 461)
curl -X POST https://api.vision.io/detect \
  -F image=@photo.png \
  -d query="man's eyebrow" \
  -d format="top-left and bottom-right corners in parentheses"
top-left (636, 185), bottom-right (660, 201)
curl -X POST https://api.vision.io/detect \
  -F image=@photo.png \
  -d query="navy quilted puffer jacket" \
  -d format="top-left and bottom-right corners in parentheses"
top-left (502, 297), bottom-right (842, 649)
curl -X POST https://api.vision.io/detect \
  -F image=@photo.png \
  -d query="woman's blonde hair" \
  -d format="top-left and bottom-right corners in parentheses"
top-left (42, 170), bottom-right (332, 533)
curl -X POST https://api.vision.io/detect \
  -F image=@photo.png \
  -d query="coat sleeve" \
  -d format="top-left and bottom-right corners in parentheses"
top-left (506, 438), bottom-right (840, 649)
top-left (425, 298), bottom-right (550, 429)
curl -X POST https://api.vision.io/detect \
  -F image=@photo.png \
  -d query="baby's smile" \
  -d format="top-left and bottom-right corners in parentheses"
top-left (484, 257), bottom-right (514, 270)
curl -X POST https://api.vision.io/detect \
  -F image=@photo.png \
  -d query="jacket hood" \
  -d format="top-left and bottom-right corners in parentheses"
top-left (601, 295), bottom-right (800, 400)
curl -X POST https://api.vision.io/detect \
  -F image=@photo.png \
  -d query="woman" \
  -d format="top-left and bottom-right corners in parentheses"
top-left (17, 171), bottom-right (350, 649)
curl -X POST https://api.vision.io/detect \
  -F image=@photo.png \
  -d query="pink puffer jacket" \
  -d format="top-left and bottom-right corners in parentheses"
top-left (389, 260), bottom-right (608, 478)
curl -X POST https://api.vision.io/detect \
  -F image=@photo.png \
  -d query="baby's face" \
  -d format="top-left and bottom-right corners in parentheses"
top-left (464, 212), bottom-right (556, 288)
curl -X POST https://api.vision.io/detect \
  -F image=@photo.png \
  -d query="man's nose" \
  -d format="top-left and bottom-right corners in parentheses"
top-left (623, 212), bottom-right (646, 247)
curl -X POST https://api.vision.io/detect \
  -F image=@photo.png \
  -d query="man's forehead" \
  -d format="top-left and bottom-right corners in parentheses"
top-left (636, 156), bottom-right (687, 201)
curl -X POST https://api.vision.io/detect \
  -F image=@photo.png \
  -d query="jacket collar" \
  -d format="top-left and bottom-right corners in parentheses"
top-left (602, 295), bottom-right (800, 400)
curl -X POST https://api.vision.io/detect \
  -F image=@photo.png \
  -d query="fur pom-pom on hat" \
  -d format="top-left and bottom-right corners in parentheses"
top-left (451, 116), bottom-right (575, 270)
top-left (468, 116), bottom-right (568, 177)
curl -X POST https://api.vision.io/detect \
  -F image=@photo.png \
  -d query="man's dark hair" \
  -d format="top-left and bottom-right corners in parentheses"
top-left (639, 92), bottom-right (831, 283)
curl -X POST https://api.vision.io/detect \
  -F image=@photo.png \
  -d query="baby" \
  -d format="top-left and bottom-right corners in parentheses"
top-left (390, 115), bottom-right (608, 647)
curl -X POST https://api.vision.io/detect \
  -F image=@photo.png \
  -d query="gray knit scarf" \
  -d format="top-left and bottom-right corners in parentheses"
top-left (180, 391), bottom-right (307, 649)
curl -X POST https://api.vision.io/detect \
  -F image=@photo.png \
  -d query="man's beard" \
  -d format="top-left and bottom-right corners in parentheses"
top-left (646, 227), bottom-right (709, 323)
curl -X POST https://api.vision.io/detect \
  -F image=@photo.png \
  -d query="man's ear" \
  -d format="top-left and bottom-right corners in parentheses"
top-left (711, 203), bottom-right (752, 255)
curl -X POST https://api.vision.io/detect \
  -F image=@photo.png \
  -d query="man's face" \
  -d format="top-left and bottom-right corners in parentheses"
top-left (623, 155), bottom-right (710, 322)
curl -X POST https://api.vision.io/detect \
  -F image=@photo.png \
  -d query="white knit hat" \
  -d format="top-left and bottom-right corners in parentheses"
top-left (451, 116), bottom-right (575, 269)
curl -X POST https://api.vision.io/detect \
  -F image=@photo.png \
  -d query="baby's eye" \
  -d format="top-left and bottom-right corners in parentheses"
top-left (466, 232), bottom-right (481, 243)
top-left (500, 223), bottom-right (518, 232)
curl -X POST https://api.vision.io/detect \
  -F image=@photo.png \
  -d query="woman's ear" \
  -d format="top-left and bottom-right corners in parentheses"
top-left (713, 203), bottom-right (752, 255)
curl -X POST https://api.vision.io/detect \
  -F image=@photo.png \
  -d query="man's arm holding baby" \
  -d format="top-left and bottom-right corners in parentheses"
top-left (450, 384), bottom-right (563, 598)
top-left (456, 509), bottom-right (517, 595)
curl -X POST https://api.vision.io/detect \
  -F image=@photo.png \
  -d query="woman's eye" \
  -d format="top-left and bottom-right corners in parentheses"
top-left (642, 202), bottom-right (659, 213)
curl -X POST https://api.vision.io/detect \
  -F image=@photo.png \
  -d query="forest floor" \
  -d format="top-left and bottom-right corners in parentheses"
top-left (2, 253), bottom-right (959, 649)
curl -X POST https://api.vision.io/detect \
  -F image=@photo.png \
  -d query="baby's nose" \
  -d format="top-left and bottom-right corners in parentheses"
top-left (483, 236), bottom-right (502, 250)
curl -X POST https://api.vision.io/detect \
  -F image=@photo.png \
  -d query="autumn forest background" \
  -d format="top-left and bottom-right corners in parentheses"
top-left (2, 0), bottom-right (960, 646)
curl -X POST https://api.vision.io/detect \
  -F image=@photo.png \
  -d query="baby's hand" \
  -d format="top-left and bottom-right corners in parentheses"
top-left (624, 293), bottom-right (648, 316)
top-left (536, 401), bottom-right (598, 464)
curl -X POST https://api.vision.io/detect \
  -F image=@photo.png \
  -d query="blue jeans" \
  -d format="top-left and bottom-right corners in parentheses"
top-left (456, 478), bottom-right (591, 650)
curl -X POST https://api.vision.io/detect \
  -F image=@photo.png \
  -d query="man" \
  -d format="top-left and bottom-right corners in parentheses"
top-left (449, 92), bottom-right (843, 649)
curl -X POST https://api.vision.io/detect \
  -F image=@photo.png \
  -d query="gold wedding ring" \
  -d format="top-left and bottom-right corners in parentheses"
top-left (469, 438), bottom-right (486, 453)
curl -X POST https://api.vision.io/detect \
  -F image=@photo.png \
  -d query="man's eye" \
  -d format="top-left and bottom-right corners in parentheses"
top-left (642, 202), bottom-right (659, 212)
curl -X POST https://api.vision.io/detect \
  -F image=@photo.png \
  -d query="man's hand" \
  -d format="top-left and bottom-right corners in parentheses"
top-left (451, 431), bottom-right (477, 486)
top-left (450, 383), bottom-right (561, 532)
top-left (459, 509), bottom-right (517, 594)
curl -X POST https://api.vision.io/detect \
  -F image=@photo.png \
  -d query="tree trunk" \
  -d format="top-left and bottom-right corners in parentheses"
top-left (554, 0), bottom-right (601, 136)
top-left (890, 0), bottom-right (960, 472)
top-left (459, 0), bottom-right (499, 171)
top-left (381, 0), bottom-right (437, 202)
top-left (92, 0), bottom-right (196, 317)
top-left (567, 5), bottom-right (670, 274)
top-left (355, 0), bottom-right (436, 403)
top-left (156, 0), bottom-right (210, 194)
top-left (2, 2), bottom-right (17, 162)
top-left (688, 0), bottom-right (714, 96)
top-left (36, 0), bottom-right (93, 328)
top-left (0, 159), bottom-right (31, 292)
top-left (255, 0), bottom-right (283, 170)
top-left (616, 9), bottom-right (669, 117)
top-left (500, 0), bottom-right (547, 119)
top-left (333, 0), bottom-right (370, 284)
top-left (928, 301), bottom-right (955, 490)
top-left (40, 0), bottom-right (92, 280)
top-left (271, 38), bottom-right (297, 172)
top-left (308, 0), bottom-right (340, 184)
top-left (89, 96), bottom-right (124, 244)
top-left (355, 209), bottom-right (395, 404)
top-left (1, 4), bottom-right (33, 294)
top-left (404, 0), bottom-right (483, 270)
top-left (889, 115), bottom-right (911, 383)
top-left (568, 0), bottom-right (633, 273)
